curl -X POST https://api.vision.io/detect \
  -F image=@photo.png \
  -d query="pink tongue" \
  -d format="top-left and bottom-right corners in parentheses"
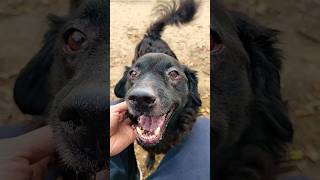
top-left (139, 115), bottom-right (164, 132)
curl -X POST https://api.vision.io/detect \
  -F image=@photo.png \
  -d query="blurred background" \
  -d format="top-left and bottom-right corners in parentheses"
top-left (0, 0), bottom-right (68, 125)
top-left (225, 0), bottom-right (320, 178)
top-left (0, 0), bottom-right (319, 179)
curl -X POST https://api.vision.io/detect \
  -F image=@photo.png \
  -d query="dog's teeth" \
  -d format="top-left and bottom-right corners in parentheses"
top-left (155, 127), bottom-right (161, 136)
top-left (137, 127), bottom-right (143, 135)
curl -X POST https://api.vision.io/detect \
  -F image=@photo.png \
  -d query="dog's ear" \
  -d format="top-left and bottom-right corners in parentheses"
top-left (14, 15), bottom-right (64, 115)
top-left (184, 67), bottom-right (202, 107)
top-left (232, 12), bottom-right (293, 142)
top-left (114, 67), bottom-right (130, 98)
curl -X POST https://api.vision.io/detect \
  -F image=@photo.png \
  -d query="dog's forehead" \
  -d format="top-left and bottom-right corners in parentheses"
top-left (134, 53), bottom-right (181, 69)
top-left (70, 0), bottom-right (106, 25)
top-left (211, 1), bottom-right (238, 41)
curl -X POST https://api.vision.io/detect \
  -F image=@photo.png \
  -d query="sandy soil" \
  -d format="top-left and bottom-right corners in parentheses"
top-left (0, 0), bottom-right (319, 179)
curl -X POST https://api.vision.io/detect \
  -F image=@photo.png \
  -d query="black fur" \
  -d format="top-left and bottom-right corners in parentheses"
top-left (147, 0), bottom-right (199, 39)
top-left (14, 0), bottom-right (109, 179)
top-left (14, 15), bottom-right (64, 115)
top-left (211, 1), bottom-right (293, 180)
top-left (115, 0), bottom-right (201, 170)
top-left (115, 54), bottom-right (201, 170)
top-left (132, 0), bottom-right (199, 62)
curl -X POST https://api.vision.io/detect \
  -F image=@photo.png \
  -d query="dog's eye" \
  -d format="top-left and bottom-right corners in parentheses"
top-left (168, 70), bottom-right (180, 80)
top-left (64, 29), bottom-right (87, 53)
top-left (211, 30), bottom-right (224, 54)
top-left (129, 70), bottom-right (139, 80)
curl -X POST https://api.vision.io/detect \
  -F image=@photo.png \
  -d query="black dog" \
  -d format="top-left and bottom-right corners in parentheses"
top-left (211, 1), bottom-right (293, 180)
top-left (14, 0), bottom-right (108, 179)
top-left (114, 0), bottom-right (201, 170)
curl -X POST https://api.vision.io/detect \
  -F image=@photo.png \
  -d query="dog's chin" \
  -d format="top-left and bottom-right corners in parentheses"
top-left (131, 105), bottom-right (176, 147)
top-left (53, 125), bottom-right (107, 173)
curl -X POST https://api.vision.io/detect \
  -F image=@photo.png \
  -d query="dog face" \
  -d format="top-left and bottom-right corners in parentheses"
top-left (211, 1), bottom-right (255, 148)
top-left (211, 0), bottom-right (293, 150)
top-left (115, 53), bottom-right (201, 148)
top-left (14, 0), bottom-right (108, 173)
top-left (211, 1), bottom-right (293, 179)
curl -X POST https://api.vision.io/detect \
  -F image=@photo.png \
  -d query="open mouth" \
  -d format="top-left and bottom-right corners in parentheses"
top-left (133, 106), bottom-right (175, 145)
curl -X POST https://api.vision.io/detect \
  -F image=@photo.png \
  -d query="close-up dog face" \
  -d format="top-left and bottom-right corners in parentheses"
top-left (115, 53), bottom-right (201, 148)
top-left (110, 0), bottom-right (205, 173)
top-left (211, 1), bottom-right (293, 179)
top-left (0, 0), bottom-right (319, 179)
top-left (14, 0), bottom-right (108, 174)
top-left (212, 0), bottom-right (293, 151)
top-left (211, 1), bottom-right (254, 149)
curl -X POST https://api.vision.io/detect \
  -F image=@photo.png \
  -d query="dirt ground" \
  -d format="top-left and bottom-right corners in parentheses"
top-left (0, 0), bottom-right (319, 179)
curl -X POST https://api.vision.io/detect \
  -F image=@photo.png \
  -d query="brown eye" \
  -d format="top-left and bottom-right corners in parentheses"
top-left (168, 70), bottom-right (180, 80)
top-left (129, 70), bottom-right (139, 80)
top-left (65, 29), bottom-right (87, 52)
top-left (211, 30), bottom-right (224, 54)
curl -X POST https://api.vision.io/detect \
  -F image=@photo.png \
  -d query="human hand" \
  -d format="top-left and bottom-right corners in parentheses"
top-left (0, 126), bottom-right (55, 180)
top-left (110, 102), bottom-right (136, 157)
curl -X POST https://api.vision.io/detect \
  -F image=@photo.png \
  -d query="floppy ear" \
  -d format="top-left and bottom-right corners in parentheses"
top-left (232, 12), bottom-right (293, 143)
top-left (14, 15), bottom-right (64, 115)
top-left (184, 67), bottom-right (202, 107)
top-left (114, 67), bottom-right (130, 98)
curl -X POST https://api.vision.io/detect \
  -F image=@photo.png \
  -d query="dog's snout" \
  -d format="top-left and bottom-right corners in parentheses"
top-left (59, 84), bottom-right (107, 128)
top-left (59, 106), bottom-right (83, 126)
top-left (128, 88), bottom-right (156, 107)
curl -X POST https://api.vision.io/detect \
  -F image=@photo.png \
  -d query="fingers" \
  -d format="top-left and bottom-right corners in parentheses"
top-left (117, 111), bottom-right (127, 123)
top-left (110, 102), bottom-right (129, 137)
top-left (123, 118), bottom-right (133, 126)
top-left (31, 156), bottom-right (52, 180)
top-left (110, 102), bottom-right (128, 113)
top-left (110, 121), bottom-right (136, 156)
top-left (120, 122), bottom-right (136, 143)
top-left (14, 126), bottom-right (55, 164)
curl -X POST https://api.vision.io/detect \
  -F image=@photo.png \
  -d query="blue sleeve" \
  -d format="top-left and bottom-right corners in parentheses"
top-left (110, 144), bottom-right (140, 180)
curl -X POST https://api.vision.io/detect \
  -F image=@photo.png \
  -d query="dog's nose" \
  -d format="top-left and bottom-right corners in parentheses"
top-left (57, 83), bottom-right (108, 163)
top-left (128, 88), bottom-right (156, 107)
top-left (58, 84), bottom-right (108, 128)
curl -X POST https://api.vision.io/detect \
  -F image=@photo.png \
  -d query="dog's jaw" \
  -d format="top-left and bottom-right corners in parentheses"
top-left (133, 105), bottom-right (175, 146)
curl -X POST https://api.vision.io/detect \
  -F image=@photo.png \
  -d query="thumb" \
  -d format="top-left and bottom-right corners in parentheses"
top-left (31, 156), bottom-right (52, 180)
top-left (110, 122), bottom-right (136, 156)
top-left (120, 122), bottom-right (136, 143)
top-left (111, 102), bottom-right (128, 114)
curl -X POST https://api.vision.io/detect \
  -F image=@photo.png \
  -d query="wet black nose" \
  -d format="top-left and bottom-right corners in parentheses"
top-left (128, 88), bottom-right (156, 107)
top-left (58, 83), bottom-right (108, 162)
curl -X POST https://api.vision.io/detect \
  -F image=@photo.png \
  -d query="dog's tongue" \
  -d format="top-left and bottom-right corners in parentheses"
top-left (138, 115), bottom-right (165, 132)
